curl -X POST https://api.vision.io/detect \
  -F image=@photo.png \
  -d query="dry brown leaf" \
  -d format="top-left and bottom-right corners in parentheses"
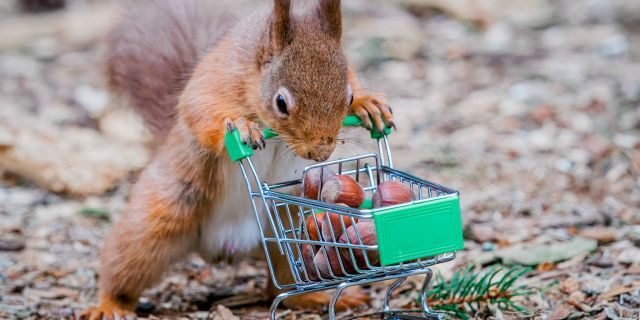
top-left (548, 304), bottom-right (572, 320)
top-left (537, 261), bottom-right (556, 272)
top-left (211, 305), bottom-right (239, 320)
top-left (559, 277), bottom-right (581, 294)
top-left (599, 285), bottom-right (636, 302)
top-left (627, 264), bottom-right (640, 274)
top-left (578, 227), bottom-right (617, 244)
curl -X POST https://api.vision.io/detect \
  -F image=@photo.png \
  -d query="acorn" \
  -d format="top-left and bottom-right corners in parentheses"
top-left (371, 181), bottom-right (415, 208)
top-left (302, 167), bottom-right (336, 200)
top-left (338, 222), bottom-right (380, 269)
top-left (320, 175), bottom-right (365, 208)
top-left (320, 206), bottom-right (357, 242)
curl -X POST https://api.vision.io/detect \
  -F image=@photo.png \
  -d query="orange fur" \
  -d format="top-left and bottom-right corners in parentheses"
top-left (84, 0), bottom-right (392, 318)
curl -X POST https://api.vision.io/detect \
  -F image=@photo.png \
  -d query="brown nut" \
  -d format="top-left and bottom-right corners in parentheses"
top-left (301, 244), bottom-right (319, 281)
top-left (371, 181), bottom-right (415, 208)
top-left (313, 246), bottom-right (354, 278)
top-left (320, 175), bottom-right (365, 208)
top-left (302, 167), bottom-right (336, 200)
top-left (338, 222), bottom-right (380, 269)
top-left (304, 213), bottom-right (325, 242)
top-left (320, 208), bottom-right (357, 242)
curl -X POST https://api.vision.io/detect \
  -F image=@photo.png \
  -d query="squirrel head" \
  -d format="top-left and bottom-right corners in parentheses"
top-left (258, 0), bottom-right (351, 162)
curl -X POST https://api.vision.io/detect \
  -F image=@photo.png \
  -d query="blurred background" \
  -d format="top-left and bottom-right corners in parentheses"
top-left (0, 0), bottom-right (639, 319)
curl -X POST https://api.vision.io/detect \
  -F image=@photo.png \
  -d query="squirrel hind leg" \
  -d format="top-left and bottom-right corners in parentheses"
top-left (83, 189), bottom-right (199, 319)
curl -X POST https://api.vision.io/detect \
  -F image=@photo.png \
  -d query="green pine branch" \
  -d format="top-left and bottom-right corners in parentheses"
top-left (426, 265), bottom-right (534, 319)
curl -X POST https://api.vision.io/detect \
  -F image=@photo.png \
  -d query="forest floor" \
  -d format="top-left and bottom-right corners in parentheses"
top-left (1, 0), bottom-right (639, 319)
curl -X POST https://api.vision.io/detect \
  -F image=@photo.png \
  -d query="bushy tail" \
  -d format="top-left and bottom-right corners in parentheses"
top-left (105, 0), bottom-right (234, 139)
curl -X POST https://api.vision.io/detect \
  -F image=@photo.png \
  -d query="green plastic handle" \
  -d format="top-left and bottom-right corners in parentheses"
top-left (225, 115), bottom-right (390, 161)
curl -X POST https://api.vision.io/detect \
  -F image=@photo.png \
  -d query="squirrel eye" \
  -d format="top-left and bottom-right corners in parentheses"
top-left (276, 94), bottom-right (288, 115)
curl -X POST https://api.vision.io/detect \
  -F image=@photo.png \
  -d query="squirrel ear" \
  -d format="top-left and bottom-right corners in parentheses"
top-left (316, 0), bottom-right (342, 40)
top-left (271, 0), bottom-right (292, 52)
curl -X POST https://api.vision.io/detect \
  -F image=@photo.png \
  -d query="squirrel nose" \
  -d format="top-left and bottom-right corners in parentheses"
top-left (302, 137), bottom-right (336, 162)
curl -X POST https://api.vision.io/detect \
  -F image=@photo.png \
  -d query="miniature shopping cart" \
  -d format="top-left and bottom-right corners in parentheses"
top-left (224, 115), bottom-right (463, 319)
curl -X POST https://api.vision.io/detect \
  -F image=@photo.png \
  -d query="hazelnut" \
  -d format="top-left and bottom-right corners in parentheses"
top-left (302, 167), bottom-right (336, 200)
top-left (313, 246), bottom-right (355, 278)
top-left (320, 207), bottom-right (357, 242)
top-left (339, 222), bottom-right (380, 269)
top-left (372, 181), bottom-right (415, 208)
top-left (320, 175), bottom-right (365, 208)
top-left (304, 213), bottom-right (325, 242)
top-left (301, 244), bottom-right (319, 281)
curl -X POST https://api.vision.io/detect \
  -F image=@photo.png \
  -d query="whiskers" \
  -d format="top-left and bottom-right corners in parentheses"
top-left (337, 128), bottom-right (375, 151)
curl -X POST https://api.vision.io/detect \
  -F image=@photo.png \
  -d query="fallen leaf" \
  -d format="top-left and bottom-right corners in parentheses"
top-left (537, 261), bottom-right (556, 272)
top-left (559, 277), bottom-right (581, 294)
top-left (578, 227), bottom-right (617, 244)
top-left (211, 305), bottom-right (239, 320)
top-left (78, 207), bottom-right (111, 221)
top-left (627, 264), bottom-right (640, 274)
top-left (548, 304), bottom-right (572, 320)
top-left (470, 224), bottom-right (496, 242)
top-left (25, 287), bottom-right (79, 300)
top-left (599, 285), bottom-right (636, 302)
top-left (496, 237), bottom-right (597, 265)
top-left (616, 247), bottom-right (640, 264)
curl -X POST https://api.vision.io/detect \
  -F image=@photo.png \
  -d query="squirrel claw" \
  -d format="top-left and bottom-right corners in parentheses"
top-left (224, 117), bottom-right (265, 150)
top-left (350, 95), bottom-right (394, 133)
top-left (78, 305), bottom-right (137, 320)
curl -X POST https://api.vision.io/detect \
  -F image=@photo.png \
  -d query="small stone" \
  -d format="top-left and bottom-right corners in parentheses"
top-left (482, 241), bottom-right (495, 252)
top-left (136, 300), bottom-right (156, 315)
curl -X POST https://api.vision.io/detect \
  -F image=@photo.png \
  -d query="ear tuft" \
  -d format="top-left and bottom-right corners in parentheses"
top-left (317, 0), bottom-right (342, 40)
top-left (272, 0), bottom-right (292, 52)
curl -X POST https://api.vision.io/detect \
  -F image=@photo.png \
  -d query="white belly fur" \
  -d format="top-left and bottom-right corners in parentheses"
top-left (198, 131), bottom-right (376, 260)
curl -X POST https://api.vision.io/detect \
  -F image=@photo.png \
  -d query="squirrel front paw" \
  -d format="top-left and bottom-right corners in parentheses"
top-left (350, 95), bottom-right (395, 132)
top-left (225, 117), bottom-right (266, 150)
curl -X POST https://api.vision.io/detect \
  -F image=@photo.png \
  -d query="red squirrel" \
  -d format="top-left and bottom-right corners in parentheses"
top-left (81, 0), bottom-right (393, 319)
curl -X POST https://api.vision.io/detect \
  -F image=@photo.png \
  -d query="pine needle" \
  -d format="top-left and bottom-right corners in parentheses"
top-left (425, 265), bottom-right (534, 319)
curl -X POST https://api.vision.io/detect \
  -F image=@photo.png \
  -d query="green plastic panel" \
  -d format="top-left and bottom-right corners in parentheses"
top-left (224, 129), bottom-right (253, 161)
top-left (373, 196), bottom-right (463, 266)
top-left (360, 198), bottom-right (373, 209)
top-left (342, 115), bottom-right (391, 139)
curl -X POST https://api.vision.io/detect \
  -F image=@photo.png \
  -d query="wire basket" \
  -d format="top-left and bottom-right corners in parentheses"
top-left (224, 116), bottom-right (463, 319)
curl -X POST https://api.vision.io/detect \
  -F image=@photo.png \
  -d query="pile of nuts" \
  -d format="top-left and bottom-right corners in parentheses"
top-left (300, 168), bottom-right (415, 280)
